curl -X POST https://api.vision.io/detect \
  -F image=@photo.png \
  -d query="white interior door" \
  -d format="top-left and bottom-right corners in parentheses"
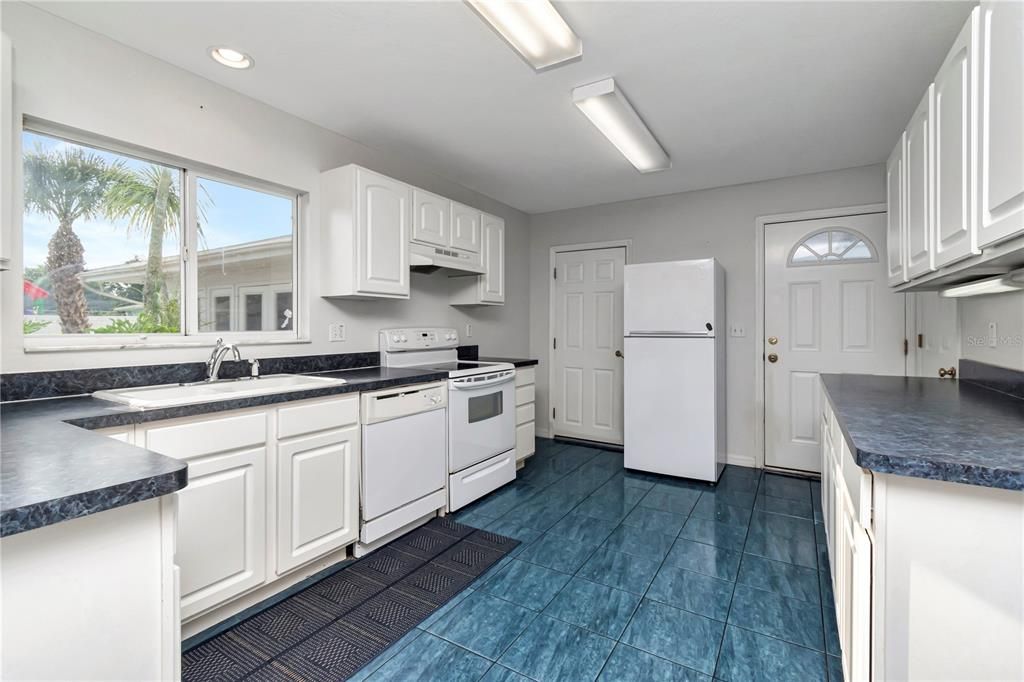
top-left (907, 292), bottom-right (961, 378)
top-left (551, 246), bottom-right (626, 445)
top-left (764, 213), bottom-right (906, 473)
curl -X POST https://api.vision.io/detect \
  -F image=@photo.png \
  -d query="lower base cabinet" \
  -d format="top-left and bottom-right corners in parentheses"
top-left (820, 380), bottom-right (1024, 681)
top-left (515, 367), bottom-right (536, 463)
top-left (129, 394), bottom-right (361, 625)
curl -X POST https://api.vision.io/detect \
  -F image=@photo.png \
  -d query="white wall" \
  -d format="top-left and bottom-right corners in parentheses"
top-left (959, 291), bottom-right (1024, 370)
top-left (528, 164), bottom-right (886, 463)
top-left (0, 3), bottom-right (530, 373)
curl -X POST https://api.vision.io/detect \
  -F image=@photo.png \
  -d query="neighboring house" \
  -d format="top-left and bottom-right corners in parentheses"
top-left (79, 236), bottom-right (293, 332)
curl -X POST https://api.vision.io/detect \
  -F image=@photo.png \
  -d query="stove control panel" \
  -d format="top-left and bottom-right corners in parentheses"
top-left (379, 327), bottom-right (459, 351)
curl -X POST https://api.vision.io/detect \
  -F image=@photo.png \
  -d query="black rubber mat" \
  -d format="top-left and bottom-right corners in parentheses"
top-left (181, 517), bottom-right (517, 681)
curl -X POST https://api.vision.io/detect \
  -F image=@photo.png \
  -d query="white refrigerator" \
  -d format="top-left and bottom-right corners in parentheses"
top-left (623, 258), bottom-right (726, 482)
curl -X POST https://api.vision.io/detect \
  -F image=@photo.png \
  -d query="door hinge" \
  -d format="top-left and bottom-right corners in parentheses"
top-left (553, 267), bottom-right (557, 280)
top-left (917, 333), bottom-right (924, 348)
top-left (903, 339), bottom-right (908, 355)
top-left (552, 407), bottom-right (556, 420)
top-left (553, 337), bottom-right (557, 350)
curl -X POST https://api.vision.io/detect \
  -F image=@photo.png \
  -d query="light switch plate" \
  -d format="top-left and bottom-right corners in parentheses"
top-left (465, 323), bottom-right (473, 338)
top-left (328, 323), bottom-right (345, 342)
top-left (729, 325), bottom-right (746, 338)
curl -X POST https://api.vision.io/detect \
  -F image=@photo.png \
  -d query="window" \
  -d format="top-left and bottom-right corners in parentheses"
top-left (788, 228), bottom-right (877, 267)
top-left (21, 126), bottom-right (300, 347)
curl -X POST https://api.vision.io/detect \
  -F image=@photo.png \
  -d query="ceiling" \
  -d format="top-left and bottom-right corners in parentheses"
top-left (32, 1), bottom-right (974, 214)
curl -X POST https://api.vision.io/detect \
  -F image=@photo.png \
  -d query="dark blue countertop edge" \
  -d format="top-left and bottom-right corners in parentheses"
top-left (0, 367), bottom-right (449, 537)
top-left (820, 373), bottom-right (1024, 492)
top-left (478, 356), bottom-right (539, 368)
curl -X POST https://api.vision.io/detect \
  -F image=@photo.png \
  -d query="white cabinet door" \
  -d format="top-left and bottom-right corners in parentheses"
top-left (886, 135), bottom-right (907, 285)
top-left (905, 86), bottom-right (935, 279)
top-left (357, 167), bottom-right (410, 297)
top-left (451, 202), bottom-right (481, 253)
top-left (412, 188), bottom-right (450, 248)
top-left (934, 9), bottom-right (980, 268)
top-left (276, 427), bottom-right (359, 574)
top-left (175, 447), bottom-right (267, 619)
top-left (479, 214), bottom-right (505, 304)
top-left (976, 0), bottom-right (1024, 248)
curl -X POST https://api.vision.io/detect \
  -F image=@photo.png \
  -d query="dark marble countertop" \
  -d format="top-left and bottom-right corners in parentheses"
top-left (479, 357), bottom-right (539, 368)
top-left (820, 373), bottom-right (1024, 491)
top-left (0, 366), bottom-right (448, 537)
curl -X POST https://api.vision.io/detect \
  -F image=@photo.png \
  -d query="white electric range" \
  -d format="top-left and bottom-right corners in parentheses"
top-left (380, 328), bottom-right (517, 511)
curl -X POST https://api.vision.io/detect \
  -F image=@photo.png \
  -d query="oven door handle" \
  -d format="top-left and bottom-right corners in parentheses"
top-left (450, 373), bottom-right (515, 390)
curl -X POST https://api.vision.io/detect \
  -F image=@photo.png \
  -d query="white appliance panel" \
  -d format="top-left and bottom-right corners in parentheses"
top-left (448, 449), bottom-right (516, 511)
top-left (361, 408), bottom-right (446, 520)
top-left (624, 336), bottom-right (720, 481)
top-left (624, 259), bottom-right (719, 335)
top-left (448, 376), bottom-right (516, 472)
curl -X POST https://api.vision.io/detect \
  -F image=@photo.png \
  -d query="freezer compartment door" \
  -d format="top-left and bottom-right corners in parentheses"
top-left (624, 336), bottom-right (720, 481)
top-left (624, 259), bottom-right (719, 334)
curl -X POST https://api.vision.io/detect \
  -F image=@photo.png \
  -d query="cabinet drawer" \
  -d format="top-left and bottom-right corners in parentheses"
top-left (516, 421), bottom-right (536, 459)
top-left (516, 403), bottom-right (535, 426)
top-left (277, 395), bottom-right (359, 439)
top-left (144, 413), bottom-right (266, 460)
top-left (515, 384), bottom-right (535, 406)
top-left (515, 367), bottom-right (535, 387)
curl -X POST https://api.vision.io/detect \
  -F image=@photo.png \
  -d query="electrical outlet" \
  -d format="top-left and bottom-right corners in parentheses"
top-left (328, 323), bottom-right (346, 342)
top-left (465, 323), bottom-right (473, 338)
top-left (729, 325), bottom-right (746, 338)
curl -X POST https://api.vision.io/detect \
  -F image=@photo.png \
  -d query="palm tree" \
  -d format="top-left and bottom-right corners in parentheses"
top-left (103, 165), bottom-right (180, 319)
top-left (23, 147), bottom-right (115, 333)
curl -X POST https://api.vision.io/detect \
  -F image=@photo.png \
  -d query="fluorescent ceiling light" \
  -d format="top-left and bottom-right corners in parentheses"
top-left (209, 46), bottom-right (254, 70)
top-left (573, 78), bottom-right (670, 173)
top-left (939, 268), bottom-right (1024, 298)
top-left (466, 0), bottom-right (582, 71)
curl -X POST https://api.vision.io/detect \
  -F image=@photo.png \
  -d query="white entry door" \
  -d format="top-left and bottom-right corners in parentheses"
top-left (764, 213), bottom-right (905, 473)
top-left (551, 246), bottom-right (626, 445)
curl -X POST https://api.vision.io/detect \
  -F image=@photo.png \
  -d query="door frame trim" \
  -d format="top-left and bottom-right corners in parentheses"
top-left (546, 240), bottom-right (632, 442)
top-left (754, 203), bottom-right (886, 469)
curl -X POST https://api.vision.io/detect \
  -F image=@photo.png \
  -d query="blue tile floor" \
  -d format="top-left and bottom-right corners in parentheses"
top-left (350, 439), bottom-right (843, 681)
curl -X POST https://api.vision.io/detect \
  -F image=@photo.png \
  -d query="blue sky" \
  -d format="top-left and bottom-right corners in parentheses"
top-left (22, 131), bottom-right (293, 273)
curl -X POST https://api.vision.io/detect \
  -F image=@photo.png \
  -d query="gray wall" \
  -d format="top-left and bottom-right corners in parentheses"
top-left (1, 3), bottom-right (530, 373)
top-left (960, 292), bottom-right (1024, 370)
top-left (528, 164), bottom-right (887, 463)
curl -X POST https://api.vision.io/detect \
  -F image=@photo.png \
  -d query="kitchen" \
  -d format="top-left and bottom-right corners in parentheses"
top-left (0, 1), bottom-right (1022, 681)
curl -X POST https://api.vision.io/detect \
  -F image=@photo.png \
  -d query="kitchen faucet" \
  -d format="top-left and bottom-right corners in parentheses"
top-left (206, 338), bottom-right (242, 381)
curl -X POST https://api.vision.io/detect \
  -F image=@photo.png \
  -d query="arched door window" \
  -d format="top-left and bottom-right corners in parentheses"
top-left (788, 228), bottom-right (878, 266)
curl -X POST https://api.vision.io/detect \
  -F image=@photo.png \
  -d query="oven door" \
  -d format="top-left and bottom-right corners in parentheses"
top-left (448, 371), bottom-right (516, 472)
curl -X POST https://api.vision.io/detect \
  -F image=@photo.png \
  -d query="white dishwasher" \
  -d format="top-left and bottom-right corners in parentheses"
top-left (356, 381), bottom-right (448, 557)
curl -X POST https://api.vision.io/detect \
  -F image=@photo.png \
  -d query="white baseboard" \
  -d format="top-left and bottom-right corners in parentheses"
top-left (725, 452), bottom-right (759, 470)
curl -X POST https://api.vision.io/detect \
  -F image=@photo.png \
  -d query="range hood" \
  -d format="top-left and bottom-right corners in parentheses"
top-left (409, 242), bottom-right (486, 275)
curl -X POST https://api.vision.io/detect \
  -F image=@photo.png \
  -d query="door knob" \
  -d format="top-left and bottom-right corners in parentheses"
top-left (768, 336), bottom-right (779, 346)
top-left (767, 353), bottom-right (779, 363)
top-left (615, 350), bottom-right (624, 358)
top-left (938, 366), bottom-right (956, 378)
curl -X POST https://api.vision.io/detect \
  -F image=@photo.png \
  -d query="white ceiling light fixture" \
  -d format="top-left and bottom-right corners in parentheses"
top-left (466, 0), bottom-right (582, 71)
top-left (939, 268), bottom-right (1024, 298)
top-left (573, 78), bottom-right (670, 173)
top-left (209, 46), bottom-right (254, 70)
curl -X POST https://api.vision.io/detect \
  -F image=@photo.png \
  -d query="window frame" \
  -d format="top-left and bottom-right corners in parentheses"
top-left (21, 119), bottom-right (306, 352)
top-left (786, 227), bottom-right (879, 268)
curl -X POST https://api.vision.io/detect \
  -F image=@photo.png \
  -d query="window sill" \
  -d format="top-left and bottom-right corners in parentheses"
top-left (24, 334), bottom-right (311, 353)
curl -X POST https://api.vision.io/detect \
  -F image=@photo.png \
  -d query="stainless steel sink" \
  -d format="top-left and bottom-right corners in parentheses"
top-left (93, 374), bottom-right (347, 409)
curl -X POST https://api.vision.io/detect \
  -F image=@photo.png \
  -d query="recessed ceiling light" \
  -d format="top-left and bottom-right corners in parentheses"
top-left (466, 0), bottom-right (581, 72)
top-left (209, 46), bottom-right (254, 70)
top-left (573, 78), bottom-right (670, 173)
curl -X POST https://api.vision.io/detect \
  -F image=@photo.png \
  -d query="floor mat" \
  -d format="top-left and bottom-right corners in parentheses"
top-left (181, 518), bottom-right (519, 681)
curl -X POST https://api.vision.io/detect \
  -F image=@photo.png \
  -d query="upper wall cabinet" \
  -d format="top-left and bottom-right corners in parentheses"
top-left (451, 213), bottom-right (505, 306)
top-left (321, 165), bottom-right (411, 299)
top-left (886, 134), bottom-right (907, 285)
top-left (933, 11), bottom-right (980, 268)
top-left (450, 202), bottom-right (482, 253)
top-left (412, 188), bottom-right (451, 248)
top-left (977, 0), bottom-right (1024, 248)
top-left (905, 86), bottom-right (934, 279)
top-left (887, 4), bottom-right (1022, 289)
